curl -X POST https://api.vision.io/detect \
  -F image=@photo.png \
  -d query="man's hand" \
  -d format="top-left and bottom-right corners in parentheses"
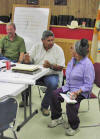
top-left (23, 53), bottom-right (30, 64)
top-left (43, 60), bottom-right (51, 68)
top-left (43, 60), bottom-right (64, 71)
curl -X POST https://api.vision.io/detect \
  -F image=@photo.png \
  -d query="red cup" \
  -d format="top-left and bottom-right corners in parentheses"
top-left (6, 61), bottom-right (11, 70)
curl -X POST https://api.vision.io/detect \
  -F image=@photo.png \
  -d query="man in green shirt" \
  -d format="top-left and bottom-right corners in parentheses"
top-left (0, 22), bottom-right (26, 63)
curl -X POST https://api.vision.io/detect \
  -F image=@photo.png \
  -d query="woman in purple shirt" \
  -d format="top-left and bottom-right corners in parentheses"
top-left (48, 39), bottom-right (95, 136)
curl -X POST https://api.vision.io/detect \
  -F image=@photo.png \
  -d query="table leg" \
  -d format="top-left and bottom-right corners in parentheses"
top-left (17, 85), bottom-right (38, 131)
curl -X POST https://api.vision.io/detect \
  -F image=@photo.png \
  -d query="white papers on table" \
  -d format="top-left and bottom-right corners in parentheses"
top-left (0, 60), bottom-right (15, 69)
top-left (0, 71), bottom-right (35, 85)
top-left (0, 82), bottom-right (28, 98)
top-left (0, 61), bottom-right (6, 69)
top-left (60, 93), bottom-right (77, 104)
top-left (0, 66), bottom-right (50, 85)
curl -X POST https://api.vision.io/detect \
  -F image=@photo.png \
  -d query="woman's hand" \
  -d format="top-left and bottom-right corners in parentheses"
top-left (70, 92), bottom-right (77, 100)
top-left (70, 89), bottom-right (82, 99)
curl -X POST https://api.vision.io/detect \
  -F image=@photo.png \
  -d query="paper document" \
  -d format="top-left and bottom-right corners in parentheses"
top-left (12, 64), bottom-right (39, 71)
top-left (0, 82), bottom-right (28, 98)
top-left (0, 77), bottom-right (35, 85)
top-left (60, 93), bottom-right (77, 104)
top-left (0, 72), bottom-right (35, 85)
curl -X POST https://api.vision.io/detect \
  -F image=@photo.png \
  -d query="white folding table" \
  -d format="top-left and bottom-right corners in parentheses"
top-left (0, 66), bottom-right (50, 131)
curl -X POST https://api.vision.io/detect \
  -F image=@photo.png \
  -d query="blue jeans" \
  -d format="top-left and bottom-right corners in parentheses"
top-left (41, 75), bottom-right (59, 109)
top-left (21, 74), bottom-right (59, 109)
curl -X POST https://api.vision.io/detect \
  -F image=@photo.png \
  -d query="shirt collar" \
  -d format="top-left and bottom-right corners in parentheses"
top-left (73, 57), bottom-right (87, 65)
top-left (42, 44), bottom-right (53, 52)
top-left (6, 33), bottom-right (17, 41)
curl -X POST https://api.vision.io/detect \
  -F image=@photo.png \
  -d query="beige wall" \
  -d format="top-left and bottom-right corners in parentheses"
top-left (0, 0), bottom-right (99, 19)
top-left (49, 0), bottom-right (99, 19)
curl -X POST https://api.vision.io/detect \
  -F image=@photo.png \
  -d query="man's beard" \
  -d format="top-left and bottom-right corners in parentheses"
top-left (8, 33), bottom-right (13, 37)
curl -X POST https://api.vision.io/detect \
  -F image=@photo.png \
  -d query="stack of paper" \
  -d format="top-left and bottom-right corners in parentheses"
top-left (12, 64), bottom-right (39, 71)
top-left (0, 72), bottom-right (35, 85)
top-left (11, 64), bottom-right (40, 75)
top-left (60, 93), bottom-right (77, 104)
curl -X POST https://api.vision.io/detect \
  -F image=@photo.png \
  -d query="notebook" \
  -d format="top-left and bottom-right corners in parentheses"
top-left (60, 92), bottom-right (77, 104)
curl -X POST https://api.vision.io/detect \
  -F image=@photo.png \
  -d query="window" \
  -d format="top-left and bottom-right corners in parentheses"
top-left (27, 0), bottom-right (38, 5)
top-left (54, 0), bottom-right (67, 5)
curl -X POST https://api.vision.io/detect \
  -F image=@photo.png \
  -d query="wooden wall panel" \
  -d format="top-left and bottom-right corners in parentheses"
top-left (55, 38), bottom-right (73, 65)
top-left (40, 0), bottom-right (50, 6)
top-left (88, 0), bottom-right (97, 18)
top-left (0, 0), bottom-right (10, 16)
top-left (13, 0), bottom-right (27, 4)
top-left (55, 38), bottom-right (92, 65)
top-left (0, 0), bottom-right (26, 16)
top-left (79, 0), bottom-right (86, 18)
top-left (0, 0), bottom-right (99, 18)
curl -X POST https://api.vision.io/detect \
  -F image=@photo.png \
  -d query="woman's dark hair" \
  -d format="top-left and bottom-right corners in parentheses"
top-left (75, 38), bottom-right (89, 57)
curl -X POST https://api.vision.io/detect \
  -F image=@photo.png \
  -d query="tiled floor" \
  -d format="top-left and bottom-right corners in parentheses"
top-left (4, 84), bottom-right (100, 139)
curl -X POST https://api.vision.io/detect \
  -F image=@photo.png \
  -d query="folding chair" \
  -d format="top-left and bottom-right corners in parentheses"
top-left (80, 63), bottom-right (100, 128)
top-left (0, 95), bottom-right (18, 139)
top-left (36, 80), bottom-right (47, 98)
top-left (93, 63), bottom-right (100, 111)
top-left (98, 90), bottom-right (100, 111)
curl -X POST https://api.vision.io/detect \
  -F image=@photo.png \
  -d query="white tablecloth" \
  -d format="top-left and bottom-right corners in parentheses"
top-left (0, 66), bottom-right (50, 85)
top-left (0, 82), bottom-right (28, 98)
